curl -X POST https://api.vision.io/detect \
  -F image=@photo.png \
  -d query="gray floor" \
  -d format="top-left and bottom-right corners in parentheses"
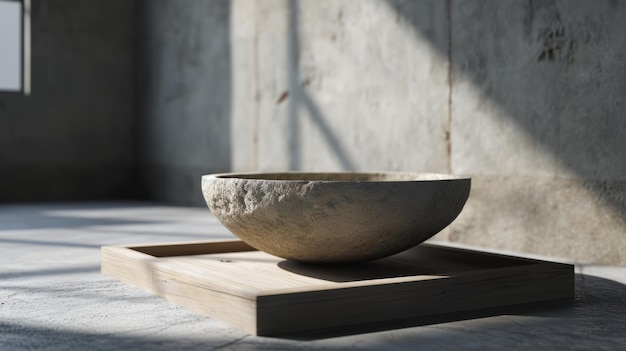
top-left (1, 203), bottom-right (625, 350)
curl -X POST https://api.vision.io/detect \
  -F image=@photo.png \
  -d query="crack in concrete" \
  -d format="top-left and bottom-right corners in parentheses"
top-left (446, 0), bottom-right (453, 174)
top-left (252, 7), bottom-right (260, 170)
top-left (209, 334), bottom-right (249, 351)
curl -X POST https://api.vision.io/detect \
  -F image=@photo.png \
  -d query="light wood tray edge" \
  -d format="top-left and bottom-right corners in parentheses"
top-left (101, 239), bottom-right (575, 336)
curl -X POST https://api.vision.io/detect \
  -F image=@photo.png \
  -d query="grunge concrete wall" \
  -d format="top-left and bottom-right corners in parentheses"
top-left (136, 0), bottom-right (231, 206)
top-left (0, 0), bottom-right (136, 201)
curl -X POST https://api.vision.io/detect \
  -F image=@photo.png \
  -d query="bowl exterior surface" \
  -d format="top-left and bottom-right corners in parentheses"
top-left (202, 172), bottom-right (470, 263)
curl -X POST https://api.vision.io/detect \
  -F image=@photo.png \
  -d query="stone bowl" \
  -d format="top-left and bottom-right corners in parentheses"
top-left (201, 172), bottom-right (470, 263)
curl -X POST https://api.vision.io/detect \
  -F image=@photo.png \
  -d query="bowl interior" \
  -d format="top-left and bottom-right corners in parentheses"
top-left (212, 172), bottom-right (467, 182)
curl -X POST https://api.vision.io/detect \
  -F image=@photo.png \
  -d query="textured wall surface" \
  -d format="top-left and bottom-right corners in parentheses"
top-left (136, 0), bottom-right (231, 206)
top-left (230, 0), bottom-right (626, 264)
top-left (0, 0), bottom-right (136, 201)
top-left (232, 0), bottom-right (450, 173)
top-left (445, 1), bottom-right (626, 265)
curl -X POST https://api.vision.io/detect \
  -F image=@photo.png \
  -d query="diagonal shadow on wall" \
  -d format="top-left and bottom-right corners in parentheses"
top-left (384, 1), bottom-right (626, 183)
top-left (383, 0), bottom-right (626, 254)
top-left (286, 0), bottom-right (356, 171)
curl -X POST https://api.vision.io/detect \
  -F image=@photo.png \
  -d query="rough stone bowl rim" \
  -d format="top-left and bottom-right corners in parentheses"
top-left (202, 171), bottom-right (471, 183)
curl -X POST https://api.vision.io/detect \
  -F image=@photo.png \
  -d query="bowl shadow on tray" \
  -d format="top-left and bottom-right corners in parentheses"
top-left (276, 244), bottom-right (529, 283)
top-left (273, 245), bottom-right (579, 340)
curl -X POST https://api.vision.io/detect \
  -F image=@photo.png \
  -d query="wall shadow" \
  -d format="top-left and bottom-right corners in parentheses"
top-left (0, 321), bottom-right (245, 351)
top-left (287, 0), bottom-right (356, 171)
top-left (135, 0), bottom-right (232, 206)
top-left (0, 203), bottom-right (230, 250)
top-left (383, 0), bottom-right (626, 221)
top-left (0, 265), bottom-right (100, 279)
top-left (0, 212), bottom-right (160, 232)
top-left (0, 1), bottom-right (138, 203)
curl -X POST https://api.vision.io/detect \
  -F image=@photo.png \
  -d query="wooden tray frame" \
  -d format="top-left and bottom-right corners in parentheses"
top-left (101, 239), bottom-right (574, 336)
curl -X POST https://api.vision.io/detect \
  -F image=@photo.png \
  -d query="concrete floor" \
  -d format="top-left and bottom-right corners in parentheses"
top-left (1, 203), bottom-right (625, 350)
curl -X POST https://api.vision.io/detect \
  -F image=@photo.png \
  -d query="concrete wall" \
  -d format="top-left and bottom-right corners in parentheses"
top-left (230, 0), bottom-right (626, 265)
top-left (0, 0), bottom-right (136, 202)
top-left (136, 0), bottom-right (231, 206)
top-left (232, 0), bottom-right (450, 172)
top-left (447, 1), bottom-right (626, 265)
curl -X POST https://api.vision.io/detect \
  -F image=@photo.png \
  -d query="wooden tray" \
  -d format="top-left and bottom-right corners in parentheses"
top-left (101, 240), bottom-right (574, 336)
